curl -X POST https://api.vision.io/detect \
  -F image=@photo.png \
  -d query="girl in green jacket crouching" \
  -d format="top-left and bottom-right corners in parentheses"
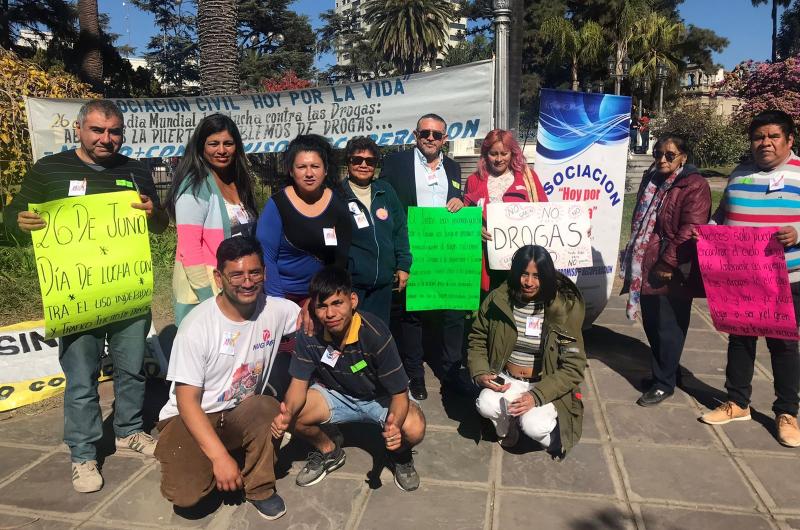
top-left (467, 245), bottom-right (587, 458)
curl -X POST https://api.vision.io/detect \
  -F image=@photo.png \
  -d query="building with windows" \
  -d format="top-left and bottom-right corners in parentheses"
top-left (679, 64), bottom-right (742, 119)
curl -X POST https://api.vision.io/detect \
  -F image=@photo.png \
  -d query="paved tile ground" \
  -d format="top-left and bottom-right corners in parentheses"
top-left (1, 293), bottom-right (798, 529)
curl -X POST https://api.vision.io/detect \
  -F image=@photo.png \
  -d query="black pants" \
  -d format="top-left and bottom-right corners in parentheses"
top-left (390, 291), bottom-right (465, 385)
top-left (354, 283), bottom-right (393, 328)
top-left (725, 282), bottom-right (800, 417)
top-left (641, 294), bottom-right (692, 392)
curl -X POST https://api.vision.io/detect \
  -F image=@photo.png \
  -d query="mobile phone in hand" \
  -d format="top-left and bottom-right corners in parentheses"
top-left (491, 374), bottom-right (505, 386)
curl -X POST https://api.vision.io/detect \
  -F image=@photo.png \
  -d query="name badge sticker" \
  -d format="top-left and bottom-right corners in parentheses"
top-left (68, 179), bottom-right (87, 196)
top-left (354, 213), bottom-right (369, 229)
top-left (769, 174), bottom-right (785, 191)
top-left (348, 202), bottom-right (361, 214)
top-left (231, 205), bottom-right (250, 224)
top-left (323, 228), bottom-right (338, 246)
top-left (426, 171), bottom-right (438, 186)
top-left (220, 331), bottom-right (239, 356)
top-left (525, 315), bottom-right (543, 338)
top-left (321, 346), bottom-right (340, 367)
top-left (350, 359), bottom-right (368, 373)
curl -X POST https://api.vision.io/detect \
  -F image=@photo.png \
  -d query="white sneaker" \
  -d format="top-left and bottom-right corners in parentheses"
top-left (72, 460), bottom-right (103, 493)
top-left (116, 431), bottom-right (157, 456)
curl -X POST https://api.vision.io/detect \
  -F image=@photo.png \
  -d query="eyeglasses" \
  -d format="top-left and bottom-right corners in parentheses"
top-left (349, 156), bottom-right (378, 167)
top-left (416, 129), bottom-right (445, 141)
top-left (221, 271), bottom-right (264, 286)
top-left (653, 150), bottom-right (680, 162)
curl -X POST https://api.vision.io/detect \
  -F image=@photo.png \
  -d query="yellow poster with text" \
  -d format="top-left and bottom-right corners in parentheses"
top-left (30, 191), bottom-right (153, 339)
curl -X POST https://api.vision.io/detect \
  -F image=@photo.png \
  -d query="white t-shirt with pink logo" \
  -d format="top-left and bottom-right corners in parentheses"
top-left (159, 294), bottom-right (300, 420)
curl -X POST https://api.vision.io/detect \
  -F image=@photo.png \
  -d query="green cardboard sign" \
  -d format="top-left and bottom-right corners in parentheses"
top-left (406, 206), bottom-right (482, 311)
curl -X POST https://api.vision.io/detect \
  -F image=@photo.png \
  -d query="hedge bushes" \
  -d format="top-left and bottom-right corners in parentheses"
top-left (651, 103), bottom-right (749, 168)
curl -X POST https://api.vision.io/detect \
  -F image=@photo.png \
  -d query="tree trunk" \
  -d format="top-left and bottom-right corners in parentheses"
top-left (198, 0), bottom-right (240, 95)
top-left (0, 0), bottom-right (10, 50)
top-left (571, 57), bottom-right (579, 91)
top-left (77, 0), bottom-right (103, 92)
top-left (772, 0), bottom-right (778, 61)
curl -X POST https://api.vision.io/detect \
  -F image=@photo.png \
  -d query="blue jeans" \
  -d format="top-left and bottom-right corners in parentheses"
top-left (59, 315), bottom-right (150, 462)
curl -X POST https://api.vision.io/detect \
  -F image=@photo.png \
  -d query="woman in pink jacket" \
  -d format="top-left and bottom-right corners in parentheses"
top-left (464, 129), bottom-right (548, 294)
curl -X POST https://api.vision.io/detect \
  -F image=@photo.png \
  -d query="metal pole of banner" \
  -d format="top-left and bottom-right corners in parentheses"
top-left (493, 0), bottom-right (511, 131)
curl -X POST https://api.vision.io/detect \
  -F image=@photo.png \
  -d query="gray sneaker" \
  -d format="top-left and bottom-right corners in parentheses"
top-left (296, 445), bottom-right (346, 487)
top-left (72, 460), bottom-right (103, 493)
top-left (388, 450), bottom-right (419, 492)
top-left (116, 431), bottom-right (157, 456)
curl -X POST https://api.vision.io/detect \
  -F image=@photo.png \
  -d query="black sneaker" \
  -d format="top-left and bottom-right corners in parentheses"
top-left (296, 445), bottom-right (346, 487)
top-left (636, 387), bottom-right (673, 407)
top-left (250, 493), bottom-right (286, 520)
top-left (410, 379), bottom-right (427, 400)
top-left (388, 449), bottom-right (419, 492)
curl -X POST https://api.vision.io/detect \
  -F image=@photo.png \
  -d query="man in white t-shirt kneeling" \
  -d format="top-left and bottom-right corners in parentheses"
top-left (155, 237), bottom-right (300, 520)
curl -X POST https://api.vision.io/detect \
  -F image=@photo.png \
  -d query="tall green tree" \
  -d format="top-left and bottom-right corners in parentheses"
top-left (238, 0), bottom-right (314, 90)
top-left (315, 8), bottom-right (386, 83)
top-left (629, 12), bottom-right (684, 80)
top-left (777, 0), bottom-right (800, 58)
top-left (198, 0), bottom-right (239, 94)
top-left (676, 25), bottom-right (729, 72)
top-left (131, 0), bottom-right (199, 95)
top-left (605, 0), bottom-right (651, 94)
top-left (0, 0), bottom-right (74, 51)
top-left (443, 33), bottom-right (493, 67)
top-left (751, 0), bottom-right (792, 61)
top-left (539, 17), bottom-right (605, 91)
top-left (363, 0), bottom-right (456, 74)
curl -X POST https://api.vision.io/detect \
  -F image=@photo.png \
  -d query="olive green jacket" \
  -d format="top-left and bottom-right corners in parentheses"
top-left (467, 275), bottom-right (587, 456)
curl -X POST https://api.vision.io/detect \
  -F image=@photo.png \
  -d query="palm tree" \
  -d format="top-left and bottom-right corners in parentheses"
top-left (629, 12), bottom-right (685, 112)
top-left (540, 17), bottom-right (605, 91)
top-left (751, 0), bottom-right (791, 61)
top-left (607, 0), bottom-right (650, 95)
top-left (363, 0), bottom-right (456, 74)
top-left (77, 0), bottom-right (103, 92)
top-left (197, 0), bottom-right (239, 95)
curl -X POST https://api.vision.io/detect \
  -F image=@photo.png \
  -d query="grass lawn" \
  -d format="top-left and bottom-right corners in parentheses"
top-left (618, 189), bottom-right (725, 249)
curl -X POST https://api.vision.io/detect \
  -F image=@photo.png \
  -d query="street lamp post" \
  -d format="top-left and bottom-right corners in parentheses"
top-left (607, 53), bottom-right (632, 95)
top-left (632, 78), bottom-right (650, 118)
top-left (656, 60), bottom-right (668, 115)
top-left (493, 0), bottom-right (511, 130)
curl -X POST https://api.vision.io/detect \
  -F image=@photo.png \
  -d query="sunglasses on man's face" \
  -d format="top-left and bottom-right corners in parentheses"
top-left (349, 156), bottom-right (378, 167)
top-left (416, 129), bottom-right (445, 141)
top-left (652, 150), bottom-right (679, 162)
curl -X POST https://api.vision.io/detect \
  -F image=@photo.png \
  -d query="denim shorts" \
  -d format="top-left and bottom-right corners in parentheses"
top-left (311, 383), bottom-right (416, 426)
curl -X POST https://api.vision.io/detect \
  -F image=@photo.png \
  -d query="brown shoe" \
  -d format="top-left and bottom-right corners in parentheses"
top-left (776, 414), bottom-right (800, 447)
top-left (699, 401), bottom-right (751, 425)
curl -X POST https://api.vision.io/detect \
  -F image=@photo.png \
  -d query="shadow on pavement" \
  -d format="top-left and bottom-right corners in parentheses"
top-left (583, 325), bottom-right (651, 392)
top-left (571, 507), bottom-right (633, 530)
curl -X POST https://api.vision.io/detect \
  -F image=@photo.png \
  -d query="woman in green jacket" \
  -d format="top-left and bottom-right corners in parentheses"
top-left (468, 245), bottom-right (586, 457)
top-left (336, 136), bottom-right (411, 326)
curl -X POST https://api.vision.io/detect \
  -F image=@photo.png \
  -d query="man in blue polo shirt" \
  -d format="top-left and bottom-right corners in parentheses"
top-left (271, 266), bottom-right (426, 492)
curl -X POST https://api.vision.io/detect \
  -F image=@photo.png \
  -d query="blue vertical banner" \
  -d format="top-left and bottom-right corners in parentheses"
top-left (533, 88), bottom-right (632, 324)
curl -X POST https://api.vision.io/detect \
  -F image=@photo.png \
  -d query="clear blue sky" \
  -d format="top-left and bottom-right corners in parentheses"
top-left (102, 0), bottom-right (783, 70)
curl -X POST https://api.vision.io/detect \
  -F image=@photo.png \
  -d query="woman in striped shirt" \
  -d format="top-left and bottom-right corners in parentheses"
top-left (467, 245), bottom-right (587, 458)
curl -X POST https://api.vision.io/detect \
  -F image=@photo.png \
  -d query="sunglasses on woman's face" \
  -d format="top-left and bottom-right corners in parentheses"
top-left (653, 150), bottom-right (679, 162)
top-left (349, 156), bottom-right (378, 167)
